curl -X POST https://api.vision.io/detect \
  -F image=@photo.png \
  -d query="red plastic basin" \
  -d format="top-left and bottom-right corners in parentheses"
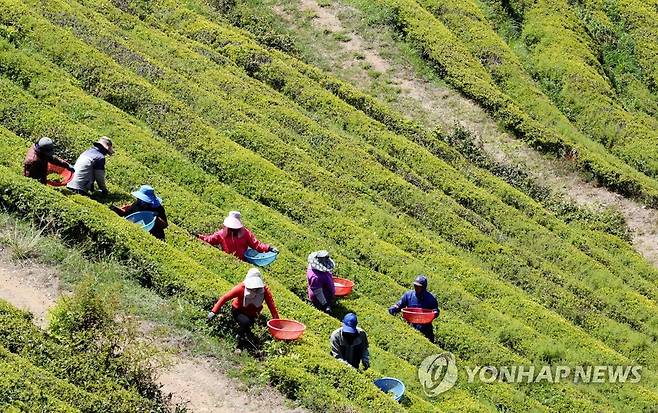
top-left (267, 319), bottom-right (306, 341)
top-left (46, 163), bottom-right (73, 187)
top-left (402, 307), bottom-right (436, 324)
top-left (333, 277), bottom-right (354, 297)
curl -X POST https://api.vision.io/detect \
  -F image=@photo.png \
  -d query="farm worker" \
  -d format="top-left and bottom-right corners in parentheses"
top-left (197, 211), bottom-right (278, 260)
top-left (23, 137), bottom-right (74, 184)
top-left (307, 250), bottom-right (336, 314)
top-left (207, 268), bottom-right (279, 347)
top-left (67, 136), bottom-right (114, 196)
top-left (111, 185), bottom-right (168, 240)
top-left (388, 275), bottom-right (439, 342)
top-left (330, 313), bottom-right (370, 370)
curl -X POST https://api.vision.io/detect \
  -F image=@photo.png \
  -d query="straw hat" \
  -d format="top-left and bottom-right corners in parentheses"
top-left (97, 136), bottom-right (114, 155)
top-left (308, 250), bottom-right (335, 272)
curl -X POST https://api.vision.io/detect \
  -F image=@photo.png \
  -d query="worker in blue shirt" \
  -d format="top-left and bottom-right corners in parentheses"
top-left (388, 275), bottom-right (439, 342)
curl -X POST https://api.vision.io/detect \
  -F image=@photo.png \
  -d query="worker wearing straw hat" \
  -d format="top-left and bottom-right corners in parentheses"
top-left (207, 268), bottom-right (279, 348)
top-left (307, 250), bottom-right (336, 314)
top-left (197, 211), bottom-right (278, 260)
top-left (111, 185), bottom-right (168, 240)
top-left (67, 136), bottom-right (114, 196)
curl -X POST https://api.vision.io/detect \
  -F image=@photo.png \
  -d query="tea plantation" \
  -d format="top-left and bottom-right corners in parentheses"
top-left (1, 0), bottom-right (658, 411)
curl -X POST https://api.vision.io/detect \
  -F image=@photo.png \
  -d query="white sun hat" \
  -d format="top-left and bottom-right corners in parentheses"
top-left (244, 267), bottom-right (265, 289)
top-left (223, 210), bottom-right (244, 229)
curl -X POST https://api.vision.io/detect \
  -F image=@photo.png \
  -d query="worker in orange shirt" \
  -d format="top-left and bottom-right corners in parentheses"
top-left (207, 268), bottom-right (279, 348)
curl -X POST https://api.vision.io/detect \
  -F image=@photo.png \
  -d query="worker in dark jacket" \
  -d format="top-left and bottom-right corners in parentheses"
top-left (198, 211), bottom-right (278, 260)
top-left (207, 268), bottom-right (279, 348)
top-left (23, 137), bottom-right (74, 184)
top-left (67, 136), bottom-right (114, 195)
top-left (330, 313), bottom-right (370, 370)
top-left (111, 185), bottom-right (168, 240)
top-left (388, 275), bottom-right (439, 342)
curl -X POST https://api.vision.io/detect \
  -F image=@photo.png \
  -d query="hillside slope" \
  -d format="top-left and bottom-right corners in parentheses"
top-left (1, 0), bottom-right (658, 411)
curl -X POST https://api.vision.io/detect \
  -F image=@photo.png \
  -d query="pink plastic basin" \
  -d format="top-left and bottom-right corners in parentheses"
top-left (402, 307), bottom-right (435, 324)
top-left (267, 319), bottom-right (306, 341)
top-left (46, 163), bottom-right (73, 187)
top-left (333, 277), bottom-right (354, 297)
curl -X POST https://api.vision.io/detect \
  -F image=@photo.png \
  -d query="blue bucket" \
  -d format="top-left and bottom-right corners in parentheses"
top-left (244, 247), bottom-right (278, 267)
top-left (125, 211), bottom-right (157, 232)
top-left (374, 377), bottom-right (405, 402)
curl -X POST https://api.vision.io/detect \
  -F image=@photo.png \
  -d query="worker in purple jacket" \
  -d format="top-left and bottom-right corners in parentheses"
top-left (306, 250), bottom-right (336, 314)
top-left (388, 275), bottom-right (439, 342)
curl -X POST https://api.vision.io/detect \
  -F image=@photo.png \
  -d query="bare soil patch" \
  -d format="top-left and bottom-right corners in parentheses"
top-left (159, 357), bottom-right (306, 413)
top-left (0, 248), bottom-right (306, 413)
top-left (0, 249), bottom-right (58, 328)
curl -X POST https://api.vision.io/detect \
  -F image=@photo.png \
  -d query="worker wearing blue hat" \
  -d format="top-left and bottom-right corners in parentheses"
top-left (388, 275), bottom-right (439, 342)
top-left (111, 185), bottom-right (168, 240)
top-left (329, 313), bottom-right (370, 370)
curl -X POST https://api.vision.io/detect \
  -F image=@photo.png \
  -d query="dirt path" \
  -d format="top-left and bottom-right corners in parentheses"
top-left (0, 250), bottom-right (58, 328)
top-left (277, 0), bottom-right (658, 267)
top-left (0, 248), bottom-right (306, 413)
top-left (159, 357), bottom-right (305, 413)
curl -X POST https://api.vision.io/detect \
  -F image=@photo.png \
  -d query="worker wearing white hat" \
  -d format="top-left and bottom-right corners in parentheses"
top-left (197, 210), bottom-right (278, 260)
top-left (207, 268), bottom-right (280, 348)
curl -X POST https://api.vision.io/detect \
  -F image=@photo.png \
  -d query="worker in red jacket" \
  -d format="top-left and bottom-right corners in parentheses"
top-left (197, 211), bottom-right (278, 260)
top-left (207, 268), bottom-right (279, 348)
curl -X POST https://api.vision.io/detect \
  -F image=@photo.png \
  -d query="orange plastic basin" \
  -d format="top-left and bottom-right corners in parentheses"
top-left (402, 307), bottom-right (435, 324)
top-left (333, 277), bottom-right (354, 297)
top-left (267, 319), bottom-right (306, 341)
top-left (46, 163), bottom-right (73, 187)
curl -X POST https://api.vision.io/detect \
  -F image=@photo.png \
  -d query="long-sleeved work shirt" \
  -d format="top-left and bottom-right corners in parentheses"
top-left (67, 144), bottom-right (108, 193)
top-left (211, 282), bottom-right (279, 319)
top-left (330, 327), bottom-right (370, 369)
top-left (199, 227), bottom-right (269, 260)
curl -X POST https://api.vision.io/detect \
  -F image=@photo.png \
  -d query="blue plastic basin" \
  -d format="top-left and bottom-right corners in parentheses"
top-left (243, 247), bottom-right (278, 266)
top-left (374, 377), bottom-right (405, 402)
top-left (125, 211), bottom-right (157, 232)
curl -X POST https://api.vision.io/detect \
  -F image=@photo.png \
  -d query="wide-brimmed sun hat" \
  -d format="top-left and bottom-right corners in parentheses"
top-left (131, 185), bottom-right (162, 207)
top-left (308, 250), bottom-right (335, 272)
top-left (97, 136), bottom-right (114, 155)
top-left (244, 267), bottom-right (265, 289)
top-left (223, 210), bottom-right (243, 229)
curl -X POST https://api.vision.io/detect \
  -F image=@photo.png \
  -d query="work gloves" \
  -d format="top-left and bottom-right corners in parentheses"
top-left (269, 246), bottom-right (279, 253)
top-left (388, 306), bottom-right (398, 315)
